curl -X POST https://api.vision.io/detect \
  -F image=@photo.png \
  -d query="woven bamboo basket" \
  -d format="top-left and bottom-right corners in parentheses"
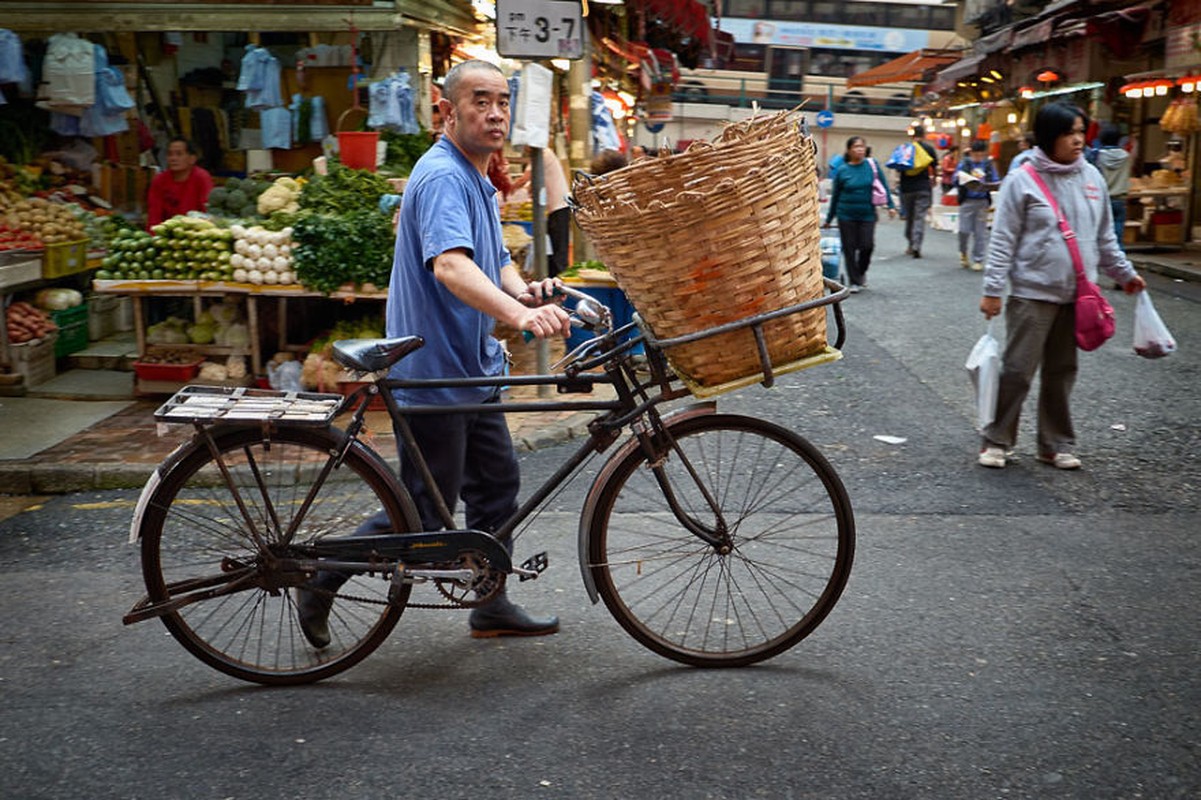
top-left (571, 112), bottom-right (826, 394)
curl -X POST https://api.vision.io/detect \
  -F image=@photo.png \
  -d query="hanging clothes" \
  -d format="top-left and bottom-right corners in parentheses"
top-left (236, 45), bottom-right (283, 110)
top-left (80, 44), bottom-right (135, 137)
top-left (0, 28), bottom-right (30, 87)
top-left (366, 71), bottom-right (418, 134)
top-left (260, 106), bottom-right (292, 149)
top-left (41, 33), bottom-right (94, 107)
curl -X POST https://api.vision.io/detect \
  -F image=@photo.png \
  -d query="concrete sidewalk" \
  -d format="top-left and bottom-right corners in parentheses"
top-left (1, 235), bottom-right (1197, 496)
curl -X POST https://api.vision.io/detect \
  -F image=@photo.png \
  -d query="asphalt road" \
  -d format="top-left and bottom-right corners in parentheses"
top-left (2, 220), bottom-right (1198, 799)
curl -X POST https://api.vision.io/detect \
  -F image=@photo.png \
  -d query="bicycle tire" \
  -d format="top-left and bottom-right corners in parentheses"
top-left (138, 426), bottom-right (420, 685)
top-left (585, 414), bottom-right (854, 667)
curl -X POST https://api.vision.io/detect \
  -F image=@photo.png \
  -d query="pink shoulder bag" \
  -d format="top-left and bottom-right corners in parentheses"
top-left (868, 159), bottom-right (888, 207)
top-left (1022, 163), bottom-right (1115, 351)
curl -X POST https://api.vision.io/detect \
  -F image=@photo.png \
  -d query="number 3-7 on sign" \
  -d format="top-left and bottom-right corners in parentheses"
top-left (495, 0), bottom-right (586, 60)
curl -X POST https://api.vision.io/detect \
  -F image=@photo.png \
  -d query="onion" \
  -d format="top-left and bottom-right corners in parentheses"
top-left (247, 269), bottom-right (264, 285)
top-left (232, 268), bottom-right (249, 282)
top-left (262, 243), bottom-right (278, 260)
top-left (279, 270), bottom-right (295, 285)
top-left (246, 243), bottom-right (262, 260)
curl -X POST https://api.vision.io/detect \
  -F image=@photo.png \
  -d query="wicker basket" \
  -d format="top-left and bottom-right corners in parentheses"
top-left (572, 112), bottom-right (826, 394)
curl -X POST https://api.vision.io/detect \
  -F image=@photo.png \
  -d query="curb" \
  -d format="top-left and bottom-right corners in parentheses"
top-left (0, 406), bottom-right (603, 495)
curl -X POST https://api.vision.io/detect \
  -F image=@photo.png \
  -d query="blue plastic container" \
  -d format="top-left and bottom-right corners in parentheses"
top-left (564, 284), bottom-right (643, 355)
top-left (820, 236), bottom-right (842, 281)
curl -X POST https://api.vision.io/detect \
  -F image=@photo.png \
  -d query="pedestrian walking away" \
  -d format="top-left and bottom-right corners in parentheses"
top-left (1089, 122), bottom-right (1132, 253)
top-left (824, 135), bottom-right (896, 292)
top-left (977, 102), bottom-right (1145, 471)
top-left (898, 125), bottom-right (937, 258)
top-left (956, 140), bottom-right (1000, 271)
top-left (297, 60), bottom-right (572, 647)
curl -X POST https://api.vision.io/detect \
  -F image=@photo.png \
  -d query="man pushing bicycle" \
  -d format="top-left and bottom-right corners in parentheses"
top-left (297, 60), bottom-right (572, 646)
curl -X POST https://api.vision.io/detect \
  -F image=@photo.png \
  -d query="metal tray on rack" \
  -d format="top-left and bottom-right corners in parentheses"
top-left (154, 385), bottom-right (345, 426)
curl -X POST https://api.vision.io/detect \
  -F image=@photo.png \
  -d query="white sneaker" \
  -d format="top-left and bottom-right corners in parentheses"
top-left (1038, 452), bottom-right (1081, 470)
top-left (978, 446), bottom-right (1006, 468)
top-left (971, 261), bottom-right (984, 272)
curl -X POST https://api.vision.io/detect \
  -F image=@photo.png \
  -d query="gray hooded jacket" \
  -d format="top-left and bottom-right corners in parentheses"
top-left (1094, 146), bottom-right (1131, 199)
top-left (984, 148), bottom-right (1135, 304)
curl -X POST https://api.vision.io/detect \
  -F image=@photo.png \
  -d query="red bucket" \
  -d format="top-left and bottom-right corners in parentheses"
top-left (337, 131), bottom-right (379, 171)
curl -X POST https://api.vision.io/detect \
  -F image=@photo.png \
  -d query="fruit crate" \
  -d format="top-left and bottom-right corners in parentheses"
top-left (50, 304), bottom-right (89, 357)
top-left (10, 332), bottom-right (58, 386)
top-left (87, 294), bottom-right (121, 341)
top-left (41, 239), bottom-right (90, 279)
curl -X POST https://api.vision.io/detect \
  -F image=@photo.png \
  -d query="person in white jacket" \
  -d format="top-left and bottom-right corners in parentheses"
top-left (977, 103), bottom-right (1145, 471)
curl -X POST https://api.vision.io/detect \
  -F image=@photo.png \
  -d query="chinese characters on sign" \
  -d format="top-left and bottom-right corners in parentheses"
top-left (495, 0), bottom-right (585, 60)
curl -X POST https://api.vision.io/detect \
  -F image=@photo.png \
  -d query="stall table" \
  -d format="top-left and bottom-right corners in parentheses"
top-left (91, 280), bottom-right (387, 394)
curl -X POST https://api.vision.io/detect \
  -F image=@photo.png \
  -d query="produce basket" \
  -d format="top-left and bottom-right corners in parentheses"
top-left (571, 111), bottom-right (826, 394)
top-left (42, 239), bottom-right (90, 279)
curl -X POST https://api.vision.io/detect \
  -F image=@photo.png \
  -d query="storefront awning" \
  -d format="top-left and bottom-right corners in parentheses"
top-left (846, 49), bottom-right (962, 88)
top-left (937, 54), bottom-right (985, 85)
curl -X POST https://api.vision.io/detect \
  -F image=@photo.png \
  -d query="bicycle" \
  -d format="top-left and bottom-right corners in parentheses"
top-left (123, 283), bottom-right (856, 685)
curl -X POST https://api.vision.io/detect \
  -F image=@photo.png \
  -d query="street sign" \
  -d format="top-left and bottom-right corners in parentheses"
top-left (495, 0), bottom-right (585, 60)
top-left (644, 121), bottom-right (665, 134)
top-left (816, 109), bottom-right (835, 128)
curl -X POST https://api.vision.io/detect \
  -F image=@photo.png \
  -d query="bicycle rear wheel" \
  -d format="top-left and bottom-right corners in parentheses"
top-left (586, 413), bottom-right (854, 667)
top-left (137, 426), bottom-right (419, 685)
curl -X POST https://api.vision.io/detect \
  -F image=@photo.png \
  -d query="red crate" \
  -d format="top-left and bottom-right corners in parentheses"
top-left (133, 359), bottom-right (203, 382)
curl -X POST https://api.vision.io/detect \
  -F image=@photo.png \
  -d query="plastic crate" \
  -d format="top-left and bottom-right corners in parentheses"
top-left (10, 332), bottom-right (58, 386)
top-left (41, 239), bottom-right (90, 279)
top-left (87, 294), bottom-right (121, 341)
top-left (134, 358), bottom-right (203, 382)
top-left (50, 303), bottom-right (89, 357)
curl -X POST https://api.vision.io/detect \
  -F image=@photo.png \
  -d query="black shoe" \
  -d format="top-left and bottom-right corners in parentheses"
top-left (296, 586), bottom-right (332, 649)
top-left (469, 592), bottom-right (559, 638)
top-left (912, 249), bottom-right (921, 258)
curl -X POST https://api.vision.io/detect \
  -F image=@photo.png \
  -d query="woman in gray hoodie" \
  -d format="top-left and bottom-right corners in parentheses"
top-left (977, 103), bottom-right (1145, 471)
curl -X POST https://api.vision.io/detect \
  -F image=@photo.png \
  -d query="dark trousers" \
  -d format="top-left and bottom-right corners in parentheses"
top-left (547, 207), bottom-right (571, 278)
top-left (837, 218), bottom-right (876, 286)
top-left (1111, 197), bottom-right (1127, 252)
top-left (311, 397), bottom-right (520, 594)
top-left (359, 397), bottom-right (520, 537)
top-left (901, 190), bottom-right (932, 252)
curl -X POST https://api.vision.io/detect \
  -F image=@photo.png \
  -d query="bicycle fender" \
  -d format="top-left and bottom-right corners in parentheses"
top-left (128, 439), bottom-right (192, 543)
top-left (576, 402), bottom-right (717, 604)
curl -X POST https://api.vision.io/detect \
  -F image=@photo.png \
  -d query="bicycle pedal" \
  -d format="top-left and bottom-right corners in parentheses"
top-left (517, 552), bottom-right (549, 581)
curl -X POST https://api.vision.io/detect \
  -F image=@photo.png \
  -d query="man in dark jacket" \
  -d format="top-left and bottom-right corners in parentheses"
top-left (899, 126), bottom-right (937, 258)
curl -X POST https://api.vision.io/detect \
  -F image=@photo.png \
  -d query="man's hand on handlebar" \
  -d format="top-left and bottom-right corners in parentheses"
top-left (518, 303), bottom-right (572, 339)
top-left (518, 277), bottom-right (566, 308)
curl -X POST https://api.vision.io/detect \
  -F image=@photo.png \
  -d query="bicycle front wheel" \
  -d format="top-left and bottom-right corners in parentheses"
top-left (586, 414), bottom-right (854, 667)
top-left (137, 426), bottom-right (419, 685)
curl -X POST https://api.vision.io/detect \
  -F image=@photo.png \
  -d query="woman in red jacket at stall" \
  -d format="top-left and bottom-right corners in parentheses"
top-left (146, 137), bottom-right (213, 229)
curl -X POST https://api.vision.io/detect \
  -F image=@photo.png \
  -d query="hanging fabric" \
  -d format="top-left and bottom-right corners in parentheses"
top-left (237, 45), bottom-right (282, 110)
top-left (41, 32), bottom-right (94, 108)
top-left (0, 28), bottom-right (31, 87)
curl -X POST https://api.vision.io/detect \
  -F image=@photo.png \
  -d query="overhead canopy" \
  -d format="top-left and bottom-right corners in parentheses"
top-left (846, 49), bottom-right (963, 88)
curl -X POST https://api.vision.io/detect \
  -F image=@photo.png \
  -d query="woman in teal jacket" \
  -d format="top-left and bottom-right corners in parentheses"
top-left (823, 136), bottom-right (896, 291)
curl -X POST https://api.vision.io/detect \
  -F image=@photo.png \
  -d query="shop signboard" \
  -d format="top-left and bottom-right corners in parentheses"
top-left (496, 0), bottom-right (585, 60)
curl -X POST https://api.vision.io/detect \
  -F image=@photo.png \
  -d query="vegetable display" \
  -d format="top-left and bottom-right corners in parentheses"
top-left (230, 224), bottom-right (296, 285)
top-left (206, 177), bottom-right (269, 219)
top-left (6, 301), bottom-right (58, 344)
top-left (257, 177), bottom-right (302, 216)
top-left (3, 197), bottom-right (87, 244)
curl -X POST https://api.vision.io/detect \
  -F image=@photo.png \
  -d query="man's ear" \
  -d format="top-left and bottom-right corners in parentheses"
top-left (438, 98), bottom-right (454, 126)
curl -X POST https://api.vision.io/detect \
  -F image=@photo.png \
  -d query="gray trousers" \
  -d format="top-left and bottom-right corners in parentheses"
top-left (983, 297), bottom-right (1078, 456)
top-left (958, 198), bottom-right (990, 263)
top-left (901, 190), bottom-right (931, 251)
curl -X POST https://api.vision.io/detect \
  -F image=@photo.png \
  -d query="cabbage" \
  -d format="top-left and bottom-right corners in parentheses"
top-left (187, 323), bottom-right (216, 344)
top-left (35, 288), bottom-right (83, 310)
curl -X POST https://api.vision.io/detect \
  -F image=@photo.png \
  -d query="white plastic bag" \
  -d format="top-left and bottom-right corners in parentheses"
top-left (1132, 292), bottom-right (1176, 359)
top-left (965, 320), bottom-right (1001, 431)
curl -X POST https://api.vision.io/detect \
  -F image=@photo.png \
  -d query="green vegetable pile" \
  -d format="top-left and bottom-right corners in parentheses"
top-left (289, 165), bottom-right (395, 294)
top-left (380, 131), bottom-right (434, 176)
top-left (207, 177), bottom-right (270, 219)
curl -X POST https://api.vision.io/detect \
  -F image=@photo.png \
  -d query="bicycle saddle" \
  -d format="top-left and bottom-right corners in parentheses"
top-left (331, 336), bottom-right (425, 373)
